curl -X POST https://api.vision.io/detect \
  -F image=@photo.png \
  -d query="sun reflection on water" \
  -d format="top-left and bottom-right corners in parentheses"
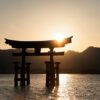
top-left (47, 74), bottom-right (73, 100)
top-left (59, 74), bottom-right (70, 85)
top-left (56, 74), bottom-right (71, 100)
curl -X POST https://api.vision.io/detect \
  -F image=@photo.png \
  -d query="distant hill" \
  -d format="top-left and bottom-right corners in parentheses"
top-left (0, 46), bottom-right (100, 74)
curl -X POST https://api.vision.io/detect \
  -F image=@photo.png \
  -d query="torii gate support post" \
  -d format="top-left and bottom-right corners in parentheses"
top-left (14, 61), bottom-right (19, 86)
top-left (21, 48), bottom-right (26, 86)
top-left (50, 47), bottom-right (55, 88)
top-left (55, 62), bottom-right (60, 86)
top-left (26, 62), bottom-right (31, 85)
top-left (20, 48), bottom-right (31, 86)
top-left (45, 61), bottom-right (50, 87)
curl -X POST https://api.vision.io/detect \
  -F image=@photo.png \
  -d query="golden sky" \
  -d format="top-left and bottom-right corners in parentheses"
top-left (0, 0), bottom-right (100, 52)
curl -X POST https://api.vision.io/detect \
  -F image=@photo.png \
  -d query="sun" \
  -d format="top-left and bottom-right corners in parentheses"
top-left (53, 33), bottom-right (65, 42)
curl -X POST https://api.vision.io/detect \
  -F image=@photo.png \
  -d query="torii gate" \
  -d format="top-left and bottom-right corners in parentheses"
top-left (5, 36), bottom-right (72, 88)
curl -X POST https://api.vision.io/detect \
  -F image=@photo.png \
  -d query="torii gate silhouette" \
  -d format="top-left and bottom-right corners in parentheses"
top-left (5, 36), bottom-right (72, 88)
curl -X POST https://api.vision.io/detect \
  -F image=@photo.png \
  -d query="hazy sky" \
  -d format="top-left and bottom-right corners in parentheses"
top-left (0, 0), bottom-right (100, 52)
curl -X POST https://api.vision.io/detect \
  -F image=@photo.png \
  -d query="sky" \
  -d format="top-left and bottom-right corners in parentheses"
top-left (0, 0), bottom-right (100, 52)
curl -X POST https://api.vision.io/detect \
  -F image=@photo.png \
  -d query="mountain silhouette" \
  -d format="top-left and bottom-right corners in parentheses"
top-left (0, 46), bottom-right (100, 74)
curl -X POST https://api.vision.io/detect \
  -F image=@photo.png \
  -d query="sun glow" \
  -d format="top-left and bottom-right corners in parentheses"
top-left (53, 33), bottom-right (65, 42)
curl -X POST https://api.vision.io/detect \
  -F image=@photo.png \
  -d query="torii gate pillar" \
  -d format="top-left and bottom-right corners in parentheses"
top-left (45, 61), bottom-right (60, 88)
top-left (13, 48), bottom-right (31, 87)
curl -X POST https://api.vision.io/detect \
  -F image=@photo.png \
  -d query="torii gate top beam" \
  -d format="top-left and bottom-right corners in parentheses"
top-left (5, 36), bottom-right (73, 48)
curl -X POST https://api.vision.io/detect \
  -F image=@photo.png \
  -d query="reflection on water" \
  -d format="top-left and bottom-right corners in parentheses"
top-left (1, 74), bottom-right (100, 100)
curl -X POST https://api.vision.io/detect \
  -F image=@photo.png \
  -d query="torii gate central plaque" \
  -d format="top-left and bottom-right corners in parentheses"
top-left (5, 36), bottom-right (72, 88)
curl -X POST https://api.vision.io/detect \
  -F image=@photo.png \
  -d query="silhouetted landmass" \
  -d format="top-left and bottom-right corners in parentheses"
top-left (0, 46), bottom-right (100, 74)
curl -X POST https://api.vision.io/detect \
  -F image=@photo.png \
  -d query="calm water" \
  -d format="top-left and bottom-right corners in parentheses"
top-left (0, 74), bottom-right (100, 100)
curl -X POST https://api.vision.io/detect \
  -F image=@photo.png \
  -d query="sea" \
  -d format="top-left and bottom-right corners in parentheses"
top-left (0, 74), bottom-right (100, 100)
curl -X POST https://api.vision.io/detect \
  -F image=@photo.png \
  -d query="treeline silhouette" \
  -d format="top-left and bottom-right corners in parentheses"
top-left (0, 46), bottom-right (100, 74)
